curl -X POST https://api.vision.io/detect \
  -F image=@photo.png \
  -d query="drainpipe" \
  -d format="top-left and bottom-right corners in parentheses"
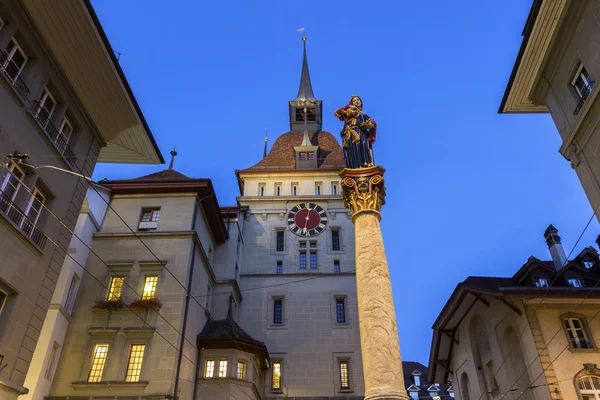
top-left (173, 195), bottom-right (201, 399)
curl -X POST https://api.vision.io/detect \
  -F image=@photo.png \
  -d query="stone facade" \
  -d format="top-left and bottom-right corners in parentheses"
top-left (429, 226), bottom-right (600, 400)
top-left (0, 2), bottom-right (161, 399)
top-left (500, 0), bottom-right (600, 220)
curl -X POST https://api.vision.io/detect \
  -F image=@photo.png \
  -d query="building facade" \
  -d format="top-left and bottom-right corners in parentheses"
top-left (0, 1), bottom-right (162, 399)
top-left (428, 225), bottom-right (600, 400)
top-left (46, 39), bottom-right (366, 400)
top-left (500, 0), bottom-right (600, 219)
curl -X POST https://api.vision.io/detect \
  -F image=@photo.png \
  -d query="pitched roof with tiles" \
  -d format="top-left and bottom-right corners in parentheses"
top-left (101, 168), bottom-right (194, 182)
top-left (242, 130), bottom-right (346, 171)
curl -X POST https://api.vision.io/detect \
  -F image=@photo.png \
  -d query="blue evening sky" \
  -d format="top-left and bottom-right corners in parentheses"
top-left (91, 0), bottom-right (599, 364)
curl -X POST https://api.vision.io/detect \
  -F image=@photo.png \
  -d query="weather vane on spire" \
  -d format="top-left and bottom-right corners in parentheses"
top-left (297, 26), bottom-right (306, 41)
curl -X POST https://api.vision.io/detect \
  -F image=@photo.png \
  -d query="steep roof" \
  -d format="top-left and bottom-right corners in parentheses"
top-left (242, 130), bottom-right (345, 172)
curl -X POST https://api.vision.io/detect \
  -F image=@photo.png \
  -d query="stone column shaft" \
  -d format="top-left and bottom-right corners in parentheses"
top-left (341, 166), bottom-right (409, 400)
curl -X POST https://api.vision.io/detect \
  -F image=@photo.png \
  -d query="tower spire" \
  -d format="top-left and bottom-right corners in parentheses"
top-left (295, 34), bottom-right (315, 101)
top-left (263, 129), bottom-right (268, 159)
top-left (168, 148), bottom-right (177, 169)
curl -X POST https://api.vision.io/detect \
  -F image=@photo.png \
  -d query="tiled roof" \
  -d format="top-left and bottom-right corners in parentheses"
top-left (243, 130), bottom-right (345, 171)
top-left (402, 361), bottom-right (453, 399)
top-left (122, 168), bottom-right (192, 181)
top-left (198, 317), bottom-right (266, 349)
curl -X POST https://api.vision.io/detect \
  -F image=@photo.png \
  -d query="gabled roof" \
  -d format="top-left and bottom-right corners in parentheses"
top-left (512, 256), bottom-right (556, 284)
top-left (240, 130), bottom-right (345, 172)
top-left (116, 168), bottom-right (192, 182)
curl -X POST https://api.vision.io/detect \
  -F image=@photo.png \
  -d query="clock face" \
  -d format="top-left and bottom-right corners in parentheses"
top-left (287, 203), bottom-right (328, 237)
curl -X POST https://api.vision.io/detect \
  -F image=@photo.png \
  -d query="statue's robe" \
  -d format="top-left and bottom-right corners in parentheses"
top-left (335, 105), bottom-right (377, 169)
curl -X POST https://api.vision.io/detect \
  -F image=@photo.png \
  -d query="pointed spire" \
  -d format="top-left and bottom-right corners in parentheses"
top-left (226, 293), bottom-right (234, 321)
top-left (295, 35), bottom-right (315, 101)
top-left (263, 129), bottom-right (268, 159)
top-left (168, 148), bottom-right (177, 169)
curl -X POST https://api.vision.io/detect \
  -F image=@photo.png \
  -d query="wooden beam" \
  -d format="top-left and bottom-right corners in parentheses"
top-left (442, 329), bottom-right (459, 345)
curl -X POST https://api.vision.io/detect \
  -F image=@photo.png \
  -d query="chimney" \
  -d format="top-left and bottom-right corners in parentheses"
top-left (544, 225), bottom-right (567, 270)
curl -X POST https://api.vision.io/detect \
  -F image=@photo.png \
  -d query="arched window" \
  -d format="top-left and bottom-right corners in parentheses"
top-left (460, 372), bottom-right (471, 400)
top-left (578, 375), bottom-right (600, 399)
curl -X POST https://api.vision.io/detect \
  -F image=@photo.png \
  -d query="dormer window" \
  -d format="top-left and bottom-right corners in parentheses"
top-left (568, 277), bottom-right (583, 288)
top-left (307, 152), bottom-right (315, 160)
top-left (412, 369), bottom-right (421, 386)
top-left (584, 260), bottom-right (594, 269)
top-left (534, 277), bottom-right (549, 288)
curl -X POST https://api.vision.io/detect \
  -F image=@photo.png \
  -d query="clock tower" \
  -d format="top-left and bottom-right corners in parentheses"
top-left (234, 37), bottom-right (365, 398)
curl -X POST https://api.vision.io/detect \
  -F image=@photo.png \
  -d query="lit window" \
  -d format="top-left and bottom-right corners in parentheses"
top-left (578, 375), bottom-right (600, 399)
top-left (140, 208), bottom-right (160, 222)
top-left (564, 317), bottom-right (593, 348)
top-left (276, 230), bottom-right (284, 251)
top-left (125, 344), bottom-right (145, 382)
top-left (331, 230), bottom-right (340, 251)
top-left (340, 360), bottom-right (349, 389)
top-left (584, 261), bottom-right (595, 269)
top-left (88, 344), bottom-right (109, 382)
top-left (299, 252), bottom-right (307, 269)
top-left (534, 277), bottom-right (549, 288)
top-left (205, 360), bottom-right (215, 378)
top-left (276, 261), bottom-right (283, 275)
top-left (310, 251), bottom-right (317, 269)
top-left (273, 299), bottom-right (283, 324)
top-left (336, 298), bottom-right (346, 323)
top-left (218, 359), bottom-right (228, 377)
top-left (2, 39), bottom-right (28, 82)
top-left (64, 274), bottom-right (80, 314)
top-left (142, 275), bottom-right (158, 299)
top-left (44, 342), bottom-right (60, 380)
top-left (107, 276), bottom-right (124, 300)
top-left (568, 277), bottom-right (584, 288)
top-left (272, 361), bottom-right (282, 390)
top-left (0, 161), bottom-right (25, 202)
top-left (334, 260), bottom-right (340, 274)
top-left (237, 360), bottom-right (246, 380)
top-left (35, 88), bottom-right (57, 126)
top-left (572, 64), bottom-right (594, 99)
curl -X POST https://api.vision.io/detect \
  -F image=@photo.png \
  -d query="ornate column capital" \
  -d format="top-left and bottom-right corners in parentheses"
top-left (339, 165), bottom-right (386, 217)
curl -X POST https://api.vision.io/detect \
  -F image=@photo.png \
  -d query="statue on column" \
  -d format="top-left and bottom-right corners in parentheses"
top-left (334, 95), bottom-right (377, 169)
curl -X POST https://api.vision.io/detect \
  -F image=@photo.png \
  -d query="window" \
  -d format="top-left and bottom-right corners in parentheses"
top-left (578, 375), bottom-right (600, 400)
top-left (292, 183), bottom-right (297, 196)
top-left (276, 230), bottom-right (284, 251)
top-left (334, 260), bottom-right (340, 274)
top-left (64, 273), bottom-right (80, 314)
top-left (296, 107), bottom-right (316, 122)
top-left (2, 39), bottom-right (27, 82)
top-left (568, 277), bottom-right (584, 287)
top-left (307, 152), bottom-right (315, 160)
top-left (572, 64), bottom-right (594, 99)
top-left (88, 344), bottom-right (109, 382)
top-left (275, 183), bottom-right (281, 196)
top-left (0, 288), bottom-right (7, 315)
top-left (23, 186), bottom-right (46, 227)
top-left (564, 317), bottom-right (593, 348)
top-left (299, 152), bottom-right (307, 161)
top-left (0, 16), bottom-right (4, 31)
top-left (273, 299), bottom-right (283, 324)
top-left (413, 374), bottom-right (421, 386)
top-left (35, 88), bottom-right (57, 126)
top-left (44, 342), bottom-right (60, 380)
top-left (237, 360), bottom-right (246, 380)
top-left (310, 251), bottom-right (317, 269)
top-left (336, 298), bottom-right (346, 323)
top-left (276, 261), bottom-right (283, 275)
top-left (332, 182), bottom-right (338, 195)
top-left (140, 208), bottom-right (160, 222)
top-left (584, 261), bottom-right (595, 269)
top-left (0, 161), bottom-right (25, 202)
top-left (309, 241), bottom-right (317, 249)
top-left (331, 230), bottom-right (340, 251)
top-left (299, 242), bottom-right (307, 249)
top-left (218, 359), bottom-right (228, 377)
top-left (125, 344), bottom-right (145, 382)
top-left (259, 183), bottom-right (265, 196)
top-left (107, 276), bottom-right (124, 300)
top-left (316, 183), bottom-right (321, 195)
top-left (272, 361), bottom-right (282, 390)
top-left (299, 251), bottom-right (307, 269)
top-left (57, 116), bottom-right (74, 147)
top-left (534, 277), bottom-right (549, 288)
top-left (205, 359), bottom-right (215, 378)
top-left (339, 360), bottom-right (350, 389)
top-left (142, 275), bottom-right (158, 299)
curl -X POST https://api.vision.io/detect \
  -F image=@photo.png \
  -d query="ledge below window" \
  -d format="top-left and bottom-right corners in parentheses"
top-left (568, 348), bottom-right (600, 353)
top-left (72, 381), bottom-right (149, 390)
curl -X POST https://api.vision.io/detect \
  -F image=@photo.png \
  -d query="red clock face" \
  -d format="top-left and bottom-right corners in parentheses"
top-left (287, 203), bottom-right (328, 237)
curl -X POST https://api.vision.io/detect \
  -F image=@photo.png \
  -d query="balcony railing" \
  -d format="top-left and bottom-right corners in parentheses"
top-left (32, 101), bottom-right (77, 167)
top-left (574, 82), bottom-right (595, 116)
top-left (0, 189), bottom-right (46, 248)
top-left (0, 50), bottom-right (30, 99)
